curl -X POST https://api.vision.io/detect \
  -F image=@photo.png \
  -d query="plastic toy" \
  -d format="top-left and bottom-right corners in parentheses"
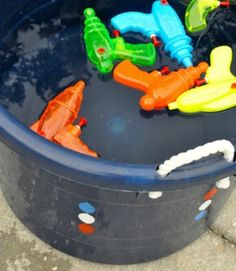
top-left (31, 81), bottom-right (98, 157)
top-left (53, 117), bottom-right (99, 158)
top-left (185, 0), bottom-right (230, 33)
top-left (111, 0), bottom-right (193, 67)
top-left (31, 81), bottom-right (85, 140)
top-left (168, 46), bottom-right (236, 113)
top-left (83, 8), bottom-right (156, 74)
top-left (113, 60), bottom-right (208, 111)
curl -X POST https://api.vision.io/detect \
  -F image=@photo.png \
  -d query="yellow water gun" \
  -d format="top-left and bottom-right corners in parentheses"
top-left (168, 46), bottom-right (236, 113)
top-left (185, 0), bottom-right (230, 34)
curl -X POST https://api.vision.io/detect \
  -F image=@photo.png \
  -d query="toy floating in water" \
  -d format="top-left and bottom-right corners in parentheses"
top-left (31, 81), bottom-right (85, 139)
top-left (54, 117), bottom-right (99, 158)
top-left (83, 8), bottom-right (156, 74)
top-left (30, 81), bottom-right (98, 157)
top-left (168, 46), bottom-right (236, 113)
top-left (111, 0), bottom-right (193, 67)
top-left (113, 60), bottom-right (208, 111)
top-left (185, 0), bottom-right (230, 33)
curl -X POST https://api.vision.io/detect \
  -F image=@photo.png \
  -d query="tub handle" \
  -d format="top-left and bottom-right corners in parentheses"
top-left (157, 140), bottom-right (235, 177)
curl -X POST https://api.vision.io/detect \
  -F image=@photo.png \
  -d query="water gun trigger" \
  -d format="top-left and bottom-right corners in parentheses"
top-left (111, 12), bottom-right (158, 37)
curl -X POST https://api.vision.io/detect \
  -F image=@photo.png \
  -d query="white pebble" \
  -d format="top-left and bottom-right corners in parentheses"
top-left (148, 191), bottom-right (163, 199)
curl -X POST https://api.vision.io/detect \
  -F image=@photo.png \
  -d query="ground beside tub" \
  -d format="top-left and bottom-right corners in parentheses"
top-left (0, 184), bottom-right (236, 271)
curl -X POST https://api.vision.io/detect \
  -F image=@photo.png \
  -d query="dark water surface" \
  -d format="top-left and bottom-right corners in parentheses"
top-left (0, 0), bottom-right (236, 164)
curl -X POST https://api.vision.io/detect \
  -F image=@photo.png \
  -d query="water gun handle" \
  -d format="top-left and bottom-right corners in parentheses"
top-left (185, 0), bottom-right (229, 33)
top-left (206, 46), bottom-right (235, 82)
top-left (113, 60), bottom-right (160, 92)
top-left (53, 119), bottom-right (98, 158)
top-left (112, 36), bottom-right (156, 66)
top-left (111, 12), bottom-right (158, 37)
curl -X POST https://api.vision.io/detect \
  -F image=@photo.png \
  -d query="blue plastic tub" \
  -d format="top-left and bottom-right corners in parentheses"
top-left (0, 0), bottom-right (236, 264)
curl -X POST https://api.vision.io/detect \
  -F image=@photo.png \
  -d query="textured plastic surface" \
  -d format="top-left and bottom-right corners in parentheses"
top-left (169, 46), bottom-right (236, 113)
top-left (0, 0), bottom-right (236, 265)
top-left (111, 0), bottom-right (193, 67)
top-left (114, 60), bottom-right (208, 110)
top-left (185, 0), bottom-right (220, 33)
top-left (31, 81), bottom-right (85, 140)
top-left (84, 8), bottom-right (156, 74)
top-left (53, 122), bottom-right (99, 158)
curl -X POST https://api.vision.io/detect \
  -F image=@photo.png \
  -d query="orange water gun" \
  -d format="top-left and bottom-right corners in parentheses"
top-left (31, 81), bottom-right (85, 139)
top-left (113, 60), bottom-right (208, 111)
top-left (30, 81), bottom-right (98, 157)
top-left (53, 117), bottom-right (98, 158)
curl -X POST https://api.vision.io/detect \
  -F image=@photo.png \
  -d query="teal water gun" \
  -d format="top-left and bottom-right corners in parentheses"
top-left (83, 8), bottom-right (156, 74)
top-left (111, 0), bottom-right (193, 67)
top-left (185, 0), bottom-right (230, 33)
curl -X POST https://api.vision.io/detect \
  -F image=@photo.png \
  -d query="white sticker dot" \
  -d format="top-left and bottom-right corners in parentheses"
top-left (78, 213), bottom-right (95, 224)
top-left (216, 178), bottom-right (231, 189)
top-left (148, 191), bottom-right (163, 199)
top-left (199, 200), bottom-right (212, 211)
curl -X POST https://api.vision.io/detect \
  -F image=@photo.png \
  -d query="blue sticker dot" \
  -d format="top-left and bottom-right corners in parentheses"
top-left (79, 202), bottom-right (95, 214)
top-left (194, 210), bottom-right (207, 221)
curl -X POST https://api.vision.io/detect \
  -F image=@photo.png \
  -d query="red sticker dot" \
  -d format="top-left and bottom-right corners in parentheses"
top-left (78, 223), bottom-right (95, 235)
top-left (204, 187), bottom-right (218, 201)
top-left (97, 47), bottom-right (106, 54)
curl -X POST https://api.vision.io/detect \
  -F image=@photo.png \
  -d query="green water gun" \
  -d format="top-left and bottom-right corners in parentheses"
top-left (83, 8), bottom-right (156, 74)
top-left (168, 46), bottom-right (236, 113)
top-left (185, 0), bottom-right (230, 33)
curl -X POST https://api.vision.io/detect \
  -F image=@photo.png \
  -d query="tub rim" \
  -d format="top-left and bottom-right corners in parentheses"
top-left (0, 0), bottom-right (235, 191)
top-left (0, 106), bottom-right (235, 191)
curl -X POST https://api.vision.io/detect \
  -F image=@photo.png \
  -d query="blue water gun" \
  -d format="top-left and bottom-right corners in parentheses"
top-left (111, 0), bottom-right (193, 67)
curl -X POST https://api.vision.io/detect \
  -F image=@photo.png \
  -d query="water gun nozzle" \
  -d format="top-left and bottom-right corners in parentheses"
top-left (198, 62), bottom-right (209, 72)
top-left (75, 80), bottom-right (86, 88)
top-left (168, 102), bottom-right (177, 110)
top-left (84, 8), bottom-right (96, 18)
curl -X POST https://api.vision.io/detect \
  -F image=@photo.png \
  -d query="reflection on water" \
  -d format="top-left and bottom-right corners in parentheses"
top-left (0, 0), bottom-right (236, 163)
top-left (0, 1), bottom-right (92, 123)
